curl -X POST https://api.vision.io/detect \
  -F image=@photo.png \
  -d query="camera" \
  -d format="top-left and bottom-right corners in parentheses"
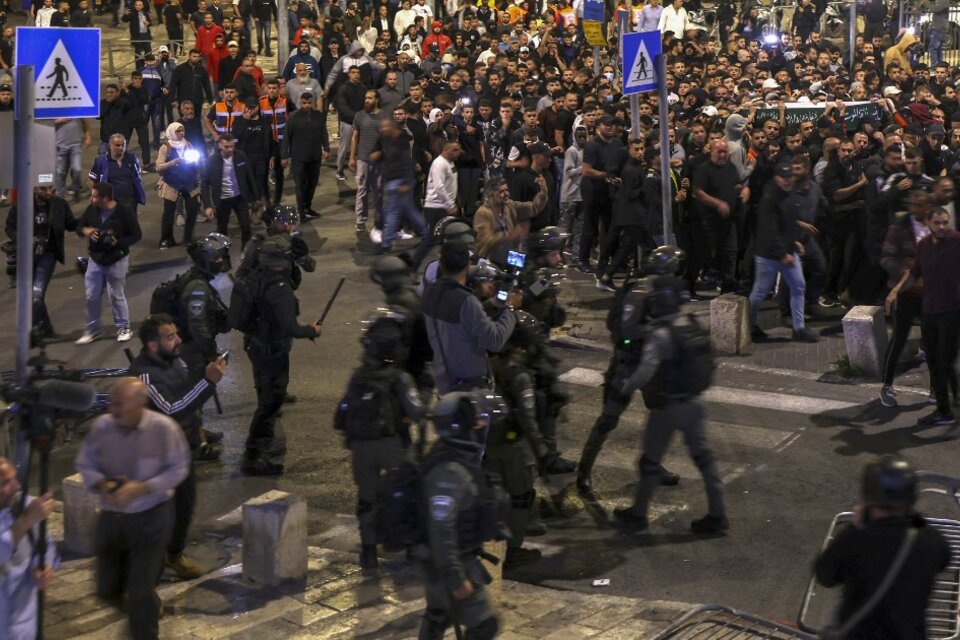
top-left (507, 250), bottom-right (526, 270)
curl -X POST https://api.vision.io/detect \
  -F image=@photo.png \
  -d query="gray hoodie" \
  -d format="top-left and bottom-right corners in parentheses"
top-left (323, 41), bottom-right (377, 93)
top-left (724, 114), bottom-right (754, 181)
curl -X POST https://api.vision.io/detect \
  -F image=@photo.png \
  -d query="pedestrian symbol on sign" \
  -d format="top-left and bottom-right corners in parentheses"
top-left (34, 39), bottom-right (94, 109)
top-left (629, 41), bottom-right (653, 83)
top-left (46, 58), bottom-right (69, 99)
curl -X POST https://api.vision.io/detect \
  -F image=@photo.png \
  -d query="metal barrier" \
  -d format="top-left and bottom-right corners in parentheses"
top-left (654, 605), bottom-right (815, 640)
top-left (900, 4), bottom-right (960, 67)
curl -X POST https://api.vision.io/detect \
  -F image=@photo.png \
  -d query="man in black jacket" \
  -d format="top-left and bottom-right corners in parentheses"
top-left (281, 92), bottom-right (329, 219)
top-left (334, 66), bottom-right (367, 181)
top-left (252, 0), bottom-right (277, 55)
top-left (5, 186), bottom-right (78, 341)
top-left (233, 97), bottom-right (273, 211)
top-left (129, 314), bottom-right (226, 579)
top-left (203, 133), bottom-right (259, 248)
top-left (98, 85), bottom-right (126, 155)
top-left (747, 162), bottom-right (817, 343)
top-left (120, 72), bottom-right (153, 169)
top-left (76, 182), bottom-right (143, 345)
top-left (168, 49), bottom-right (214, 116)
top-left (121, 0), bottom-right (152, 67)
top-left (241, 235), bottom-right (322, 475)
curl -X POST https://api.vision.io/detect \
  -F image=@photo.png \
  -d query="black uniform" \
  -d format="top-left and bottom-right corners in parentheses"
top-left (233, 114), bottom-right (273, 204)
top-left (384, 285), bottom-right (434, 394)
top-left (177, 267), bottom-right (230, 381)
top-left (242, 265), bottom-right (317, 469)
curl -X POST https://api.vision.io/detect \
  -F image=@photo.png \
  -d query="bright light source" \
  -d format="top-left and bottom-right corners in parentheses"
top-left (183, 149), bottom-right (201, 164)
top-left (763, 33), bottom-right (780, 45)
top-left (906, 26), bottom-right (916, 35)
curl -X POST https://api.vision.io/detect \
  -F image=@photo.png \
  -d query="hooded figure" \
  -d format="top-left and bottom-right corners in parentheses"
top-left (883, 31), bottom-right (918, 76)
top-left (421, 20), bottom-right (452, 59)
top-left (724, 113), bottom-right (754, 181)
top-left (323, 41), bottom-right (376, 95)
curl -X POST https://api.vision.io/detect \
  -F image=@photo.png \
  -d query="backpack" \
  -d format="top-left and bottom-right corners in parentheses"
top-left (668, 314), bottom-right (715, 396)
top-left (374, 460), bottom-right (426, 552)
top-left (333, 369), bottom-right (398, 441)
top-left (227, 266), bottom-right (266, 333)
top-left (149, 272), bottom-right (192, 327)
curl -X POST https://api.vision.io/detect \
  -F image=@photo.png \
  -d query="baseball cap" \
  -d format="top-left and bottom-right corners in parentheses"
top-left (157, 45), bottom-right (170, 53)
top-left (227, 40), bottom-right (239, 48)
top-left (0, 84), bottom-right (10, 92)
top-left (927, 123), bottom-right (947, 136)
top-left (528, 141), bottom-right (552, 156)
top-left (701, 105), bottom-right (718, 117)
top-left (882, 85), bottom-right (902, 98)
top-left (761, 77), bottom-right (779, 90)
top-left (244, 96), bottom-right (259, 108)
top-left (520, 46), bottom-right (530, 54)
top-left (774, 162), bottom-right (793, 178)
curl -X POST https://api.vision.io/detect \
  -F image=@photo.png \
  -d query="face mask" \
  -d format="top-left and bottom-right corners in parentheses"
top-left (604, 94), bottom-right (613, 102)
top-left (603, 72), bottom-right (614, 81)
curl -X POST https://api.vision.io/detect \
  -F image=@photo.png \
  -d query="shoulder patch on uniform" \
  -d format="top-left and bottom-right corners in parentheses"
top-left (521, 388), bottom-right (536, 412)
top-left (429, 495), bottom-right (455, 521)
top-left (189, 299), bottom-right (206, 317)
top-left (407, 386), bottom-right (422, 408)
top-left (621, 303), bottom-right (635, 323)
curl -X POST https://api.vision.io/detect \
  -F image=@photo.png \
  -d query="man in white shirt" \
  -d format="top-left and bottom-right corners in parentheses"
top-left (411, 0), bottom-right (433, 22)
top-left (657, 0), bottom-right (689, 36)
top-left (411, 140), bottom-right (462, 270)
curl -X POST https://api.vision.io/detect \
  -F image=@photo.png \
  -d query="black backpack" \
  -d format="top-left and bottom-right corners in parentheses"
top-left (374, 460), bottom-right (426, 552)
top-left (333, 369), bottom-right (398, 442)
top-left (149, 272), bottom-right (192, 326)
top-left (668, 314), bottom-right (715, 396)
top-left (227, 267), bottom-right (267, 333)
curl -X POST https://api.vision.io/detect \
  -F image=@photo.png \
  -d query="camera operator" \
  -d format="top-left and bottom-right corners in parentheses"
top-left (0, 457), bottom-right (56, 640)
top-left (5, 185), bottom-right (78, 343)
top-left (74, 377), bottom-right (190, 640)
top-left (76, 182), bottom-right (143, 346)
top-left (423, 241), bottom-right (519, 394)
top-left (129, 314), bottom-right (226, 580)
top-left (814, 455), bottom-right (950, 638)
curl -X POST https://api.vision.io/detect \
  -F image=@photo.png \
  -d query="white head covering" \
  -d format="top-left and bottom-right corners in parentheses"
top-left (165, 122), bottom-right (187, 150)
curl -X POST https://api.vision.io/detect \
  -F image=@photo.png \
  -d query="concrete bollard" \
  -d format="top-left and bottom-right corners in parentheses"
top-left (842, 306), bottom-right (889, 379)
top-left (481, 539), bottom-right (506, 605)
top-left (710, 294), bottom-right (751, 355)
top-left (62, 474), bottom-right (98, 556)
top-left (242, 490), bottom-right (308, 585)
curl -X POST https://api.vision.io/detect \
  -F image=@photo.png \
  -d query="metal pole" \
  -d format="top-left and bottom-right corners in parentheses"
top-left (277, 0), bottom-right (289, 71)
top-left (593, 46), bottom-right (600, 77)
top-left (848, 0), bottom-right (856, 71)
top-left (657, 54), bottom-right (673, 246)
top-left (14, 65), bottom-right (34, 384)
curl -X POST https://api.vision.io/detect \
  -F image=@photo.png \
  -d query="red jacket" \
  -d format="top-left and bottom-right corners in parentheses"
top-left (421, 21), bottom-right (452, 58)
top-left (196, 23), bottom-right (225, 57)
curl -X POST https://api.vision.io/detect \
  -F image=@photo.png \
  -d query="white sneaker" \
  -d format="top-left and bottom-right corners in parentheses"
top-left (399, 230), bottom-right (416, 240)
top-left (116, 329), bottom-right (134, 343)
top-left (75, 329), bottom-right (103, 345)
top-left (369, 228), bottom-right (382, 244)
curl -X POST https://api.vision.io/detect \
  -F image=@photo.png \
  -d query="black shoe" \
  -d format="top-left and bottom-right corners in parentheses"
top-left (240, 458), bottom-right (284, 476)
top-left (193, 442), bottom-right (222, 462)
top-left (792, 328), bottom-right (818, 343)
top-left (303, 209), bottom-right (322, 220)
top-left (918, 410), bottom-right (956, 427)
top-left (202, 428), bottom-right (224, 444)
top-left (690, 514), bottom-right (729, 534)
top-left (576, 474), bottom-right (595, 495)
top-left (359, 545), bottom-right (378, 572)
top-left (613, 507), bottom-right (648, 531)
top-left (543, 455), bottom-right (577, 475)
top-left (159, 240), bottom-right (177, 249)
top-left (283, 394), bottom-right (297, 405)
top-left (576, 260), bottom-right (595, 273)
top-left (504, 546), bottom-right (542, 569)
top-left (264, 50), bottom-right (274, 56)
top-left (750, 325), bottom-right (768, 342)
top-left (660, 470), bottom-right (680, 486)
top-left (526, 519), bottom-right (547, 537)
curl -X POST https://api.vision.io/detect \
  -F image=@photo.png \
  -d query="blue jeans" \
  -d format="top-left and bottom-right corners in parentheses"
top-left (33, 252), bottom-right (57, 328)
top-left (748, 254), bottom-right (806, 331)
top-left (55, 145), bottom-right (83, 197)
top-left (256, 17), bottom-right (272, 51)
top-left (382, 178), bottom-right (427, 249)
top-left (84, 255), bottom-right (130, 331)
top-left (930, 29), bottom-right (947, 66)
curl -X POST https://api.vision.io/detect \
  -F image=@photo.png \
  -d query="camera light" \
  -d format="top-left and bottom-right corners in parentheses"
top-left (763, 33), bottom-right (780, 45)
top-left (184, 148), bottom-right (201, 163)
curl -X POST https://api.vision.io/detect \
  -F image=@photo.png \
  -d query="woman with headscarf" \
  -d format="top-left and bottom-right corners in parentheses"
top-left (156, 122), bottom-right (206, 248)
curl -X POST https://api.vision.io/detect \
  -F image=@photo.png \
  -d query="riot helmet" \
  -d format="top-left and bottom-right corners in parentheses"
top-left (188, 233), bottom-right (232, 276)
top-left (263, 204), bottom-right (301, 231)
top-left (861, 455), bottom-right (917, 508)
top-left (360, 308), bottom-right (405, 362)
top-left (432, 391), bottom-right (505, 456)
top-left (526, 226), bottom-right (567, 266)
top-left (370, 255), bottom-right (412, 292)
top-left (434, 216), bottom-right (476, 250)
top-left (647, 275), bottom-right (687, 318)
top-left (644, 245), bottom-right (685, 276)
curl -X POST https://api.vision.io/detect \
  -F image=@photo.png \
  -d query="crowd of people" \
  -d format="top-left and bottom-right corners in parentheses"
top-left (1, 0), bottom-right (960, 637)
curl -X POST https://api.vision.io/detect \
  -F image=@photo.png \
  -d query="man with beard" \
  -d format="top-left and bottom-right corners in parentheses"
top-left (129, 313), bottom-right (227, 579)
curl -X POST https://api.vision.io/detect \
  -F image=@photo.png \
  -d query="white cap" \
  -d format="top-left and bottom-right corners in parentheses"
top-left (882, 85), bottom-right (902, 97)
top-left (701, 105), bottom-right (718, 117)
top-left (761, 77), bottom-right (779, 90)
top-left (157, 45), bottom-right (170, 53)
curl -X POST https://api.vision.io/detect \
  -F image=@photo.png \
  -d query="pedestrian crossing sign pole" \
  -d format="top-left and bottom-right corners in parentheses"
top-left (621, 30), bottom-right (661, 96)
top-left (14, 27), bottom-right (101, 119)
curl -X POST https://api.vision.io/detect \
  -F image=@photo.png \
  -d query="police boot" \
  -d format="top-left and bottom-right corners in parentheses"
top-left (576, 429), bottom-right (608, 495)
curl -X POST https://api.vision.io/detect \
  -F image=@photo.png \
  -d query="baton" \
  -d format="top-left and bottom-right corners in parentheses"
top-left (317, 276), bottom-right (347, 325)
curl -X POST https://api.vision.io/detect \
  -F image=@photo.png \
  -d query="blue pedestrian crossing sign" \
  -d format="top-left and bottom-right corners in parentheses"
top-left (15, 27), bottom-right (101, 119)
top-left (622, 31), bottom-right (661, 95)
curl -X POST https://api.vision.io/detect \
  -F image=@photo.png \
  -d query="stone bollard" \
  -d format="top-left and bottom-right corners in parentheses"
top-left (62, 474), bottom-right (99, 556)
top-left (710, 294), bottom-right (751, 355)
top-left (242, 491), bottom-right (308, 585)
top-left (842, 306), bottom-right (889, 379)
top-left (481, 539), bottom-right (506, 605)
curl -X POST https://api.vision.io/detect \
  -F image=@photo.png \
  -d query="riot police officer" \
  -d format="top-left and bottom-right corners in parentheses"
top-left (577, 246), bottom-right (684, 495)
top-left (334, 309), bottom-right (423, 571)
top-left (236, 204), bottom-right (316, 289)
top-left (369, 256), bottom-right (434, 395)
top-left (612, 275), bottom-right (727, 534)
top-left (488, 311), bottom-right (549, 569)
top-left (419, 391), bottom-right (508, 640)
top-left (240, 235), bottom-right (322, 476)
top-left (179, 233), bottom-right (232, 384)
top-left (418, 217), bottom-right (476, 294)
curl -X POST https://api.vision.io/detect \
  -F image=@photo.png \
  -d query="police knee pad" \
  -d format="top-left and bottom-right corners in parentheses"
top-left (639, 455), bottom-right (662, 477)
top-left (510, 490), bottom-right (536, 510)
top-left (356, 499), bottom-right (373, 517)
top-left (467, 615), bottom-right (499, 640)
top-left (692, 450), bottom-right (716, 472)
